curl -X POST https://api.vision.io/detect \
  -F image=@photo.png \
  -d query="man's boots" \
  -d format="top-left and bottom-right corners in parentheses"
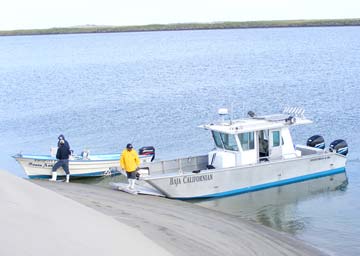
top-left (49, 172), bottom-right (57, 181)
top-left (66, 174), bottom-right (70, 183)
top-left (130, 179), bottom-right (136, 190)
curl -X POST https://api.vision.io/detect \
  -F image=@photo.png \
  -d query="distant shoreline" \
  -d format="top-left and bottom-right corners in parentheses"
top-left (1, 18), bottom-right (360, 36)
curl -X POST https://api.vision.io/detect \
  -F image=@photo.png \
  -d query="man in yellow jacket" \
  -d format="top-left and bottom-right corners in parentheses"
top-left (120, 143), bottom-right (140, 190)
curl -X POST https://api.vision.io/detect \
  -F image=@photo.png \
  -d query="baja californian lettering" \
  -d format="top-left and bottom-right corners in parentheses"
top-left (170, 174), bottom-right (213, 186)
top-left (170, 177), bottom-right (182, 186)
top-left (183, 174), bottom-right (213, 183)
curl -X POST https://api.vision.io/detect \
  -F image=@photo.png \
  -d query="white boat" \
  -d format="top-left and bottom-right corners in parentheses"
top-left (125, 107), bottom-right (348, 199)
top-left (13, 146), bottom-right (155, 179)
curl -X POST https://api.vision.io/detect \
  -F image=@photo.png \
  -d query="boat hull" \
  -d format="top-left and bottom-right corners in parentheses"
top-left (144, 153), bottom-right (347, 199)
top-left (14, 157), bottom-right (119, 179)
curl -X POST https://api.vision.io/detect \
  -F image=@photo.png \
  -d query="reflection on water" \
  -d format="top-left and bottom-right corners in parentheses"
top-left (193, 174), bottom-right (348, 235)
top-left (1, 27), bottom-right (359, 255)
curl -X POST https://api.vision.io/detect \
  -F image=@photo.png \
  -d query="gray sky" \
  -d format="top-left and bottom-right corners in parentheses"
top-left (0, 0), bottom-right (359, 30)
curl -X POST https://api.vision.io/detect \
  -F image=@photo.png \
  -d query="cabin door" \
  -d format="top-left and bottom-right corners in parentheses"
top-left (269, 129), bottom-right (282, 160)
top-left (258, 130), bottom-right (269, 160)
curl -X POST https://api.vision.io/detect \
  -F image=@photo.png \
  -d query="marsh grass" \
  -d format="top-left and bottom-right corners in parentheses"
top-left (1, 18), bottom-right (359, 36)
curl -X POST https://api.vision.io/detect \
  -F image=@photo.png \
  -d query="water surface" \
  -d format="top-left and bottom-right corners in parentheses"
top-left (0, 26), bottom-right (359, 255)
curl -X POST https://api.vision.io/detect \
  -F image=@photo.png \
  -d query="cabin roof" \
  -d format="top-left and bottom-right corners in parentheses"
top-left (200, 114), bottom-right (312, 134)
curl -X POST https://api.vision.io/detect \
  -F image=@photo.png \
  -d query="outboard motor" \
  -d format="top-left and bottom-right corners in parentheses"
top-left (329, 139), bottom-right (348, 156)
top-left (306, 135), bottom-right (325, 149)
top-left (248, 111), bottom-right (256, 118)
top-left (138, 146), bottom-right (155, 162)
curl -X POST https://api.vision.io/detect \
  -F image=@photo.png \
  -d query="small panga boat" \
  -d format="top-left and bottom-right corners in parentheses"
top-left (13, 146), bottom-right (155, 179)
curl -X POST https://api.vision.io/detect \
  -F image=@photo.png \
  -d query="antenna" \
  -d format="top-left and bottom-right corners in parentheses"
top-left (218, 108), bottom-right (229, 123)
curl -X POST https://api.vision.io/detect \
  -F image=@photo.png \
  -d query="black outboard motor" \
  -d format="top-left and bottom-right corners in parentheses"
top-left (329, 139), bottom-right (348, 156)
top-left (138, 146), bottom-right (155, 162)
top-left (248, 111), bottom-right (256, 118)
top-left (306, 135), bottom-right (325, 149)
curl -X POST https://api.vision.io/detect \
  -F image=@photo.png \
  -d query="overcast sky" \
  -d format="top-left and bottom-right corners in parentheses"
top-left (0, 0), bottom-right (359, 30)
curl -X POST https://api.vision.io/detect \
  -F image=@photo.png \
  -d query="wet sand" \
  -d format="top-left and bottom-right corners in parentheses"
top-left (32, 178), bottom-right (327, 256)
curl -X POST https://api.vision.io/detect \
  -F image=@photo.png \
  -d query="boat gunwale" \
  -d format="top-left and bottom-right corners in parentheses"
top-left (13, 155), bottom-right (120, 162)
top-left (13, 153), bottom-right (150, 162)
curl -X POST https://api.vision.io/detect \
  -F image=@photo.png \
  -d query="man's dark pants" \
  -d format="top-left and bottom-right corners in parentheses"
top-left (52, 159), bottom-right (70, 174)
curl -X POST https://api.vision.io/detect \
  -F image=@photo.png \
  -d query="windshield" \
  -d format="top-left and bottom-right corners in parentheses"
top-left (211, 131), bottom-right (239, 151)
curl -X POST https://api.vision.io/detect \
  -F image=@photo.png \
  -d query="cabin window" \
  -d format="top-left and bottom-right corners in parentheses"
top-left (211, 131), bottom-right (238, 151)
top-left (220, 133), bottom-right (239, 151)
top-left (272, 131), bottom-right (280, 147)
top-left (212, 131), bottom-right (223, 148)
top-left (238, 132), bottom-right (255, 151)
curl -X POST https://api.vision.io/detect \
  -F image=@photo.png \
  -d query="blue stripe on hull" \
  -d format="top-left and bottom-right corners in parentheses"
top-left (179, 167), bottom-right (346, 200)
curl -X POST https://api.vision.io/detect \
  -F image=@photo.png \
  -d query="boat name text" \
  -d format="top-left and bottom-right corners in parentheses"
top-left (170, 174), bottom-right (213, 186)
top-left (28, 160), bottom-right (56, 168)
top-left (310, 156), bottom-right (330, 162)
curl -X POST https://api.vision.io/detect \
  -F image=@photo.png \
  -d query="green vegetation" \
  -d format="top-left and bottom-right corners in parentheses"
top-left (1, 18), bottom-right (360, 36)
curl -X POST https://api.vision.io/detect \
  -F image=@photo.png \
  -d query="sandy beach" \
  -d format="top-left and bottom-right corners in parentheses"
top-left (1, 169), bottom-right (327, 256)
top-left (0, 170), bottom-right (171, 256)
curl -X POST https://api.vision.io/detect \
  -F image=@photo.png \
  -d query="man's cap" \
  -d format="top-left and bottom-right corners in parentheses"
top-left (126, 143), bottom-right (133, 149)
top-left (58, 134), bottom-right (64, 140)
top-left (59, 139), bottom-right (65, 145)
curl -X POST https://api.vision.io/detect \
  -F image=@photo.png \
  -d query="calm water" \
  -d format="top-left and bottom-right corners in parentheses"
top-left (0, 27), bottom-right (359, 255)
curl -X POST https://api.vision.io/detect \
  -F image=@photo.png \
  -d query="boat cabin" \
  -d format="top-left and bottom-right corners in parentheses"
top-left (201, 109), bottom-right (312, 169)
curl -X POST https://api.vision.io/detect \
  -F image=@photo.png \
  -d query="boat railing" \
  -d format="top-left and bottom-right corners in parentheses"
top-left (141, 155), bottom-right (208, 176)
top-left (258, 149), bottom-right (316, 163)
top-left (295, 145), bottom-right (325, 156)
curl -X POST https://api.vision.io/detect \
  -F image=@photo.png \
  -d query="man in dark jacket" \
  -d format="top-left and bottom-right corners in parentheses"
top-left (50, 139), bottom-right (71, 182)
top-left (57, 134), bottom-right (70, 149)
